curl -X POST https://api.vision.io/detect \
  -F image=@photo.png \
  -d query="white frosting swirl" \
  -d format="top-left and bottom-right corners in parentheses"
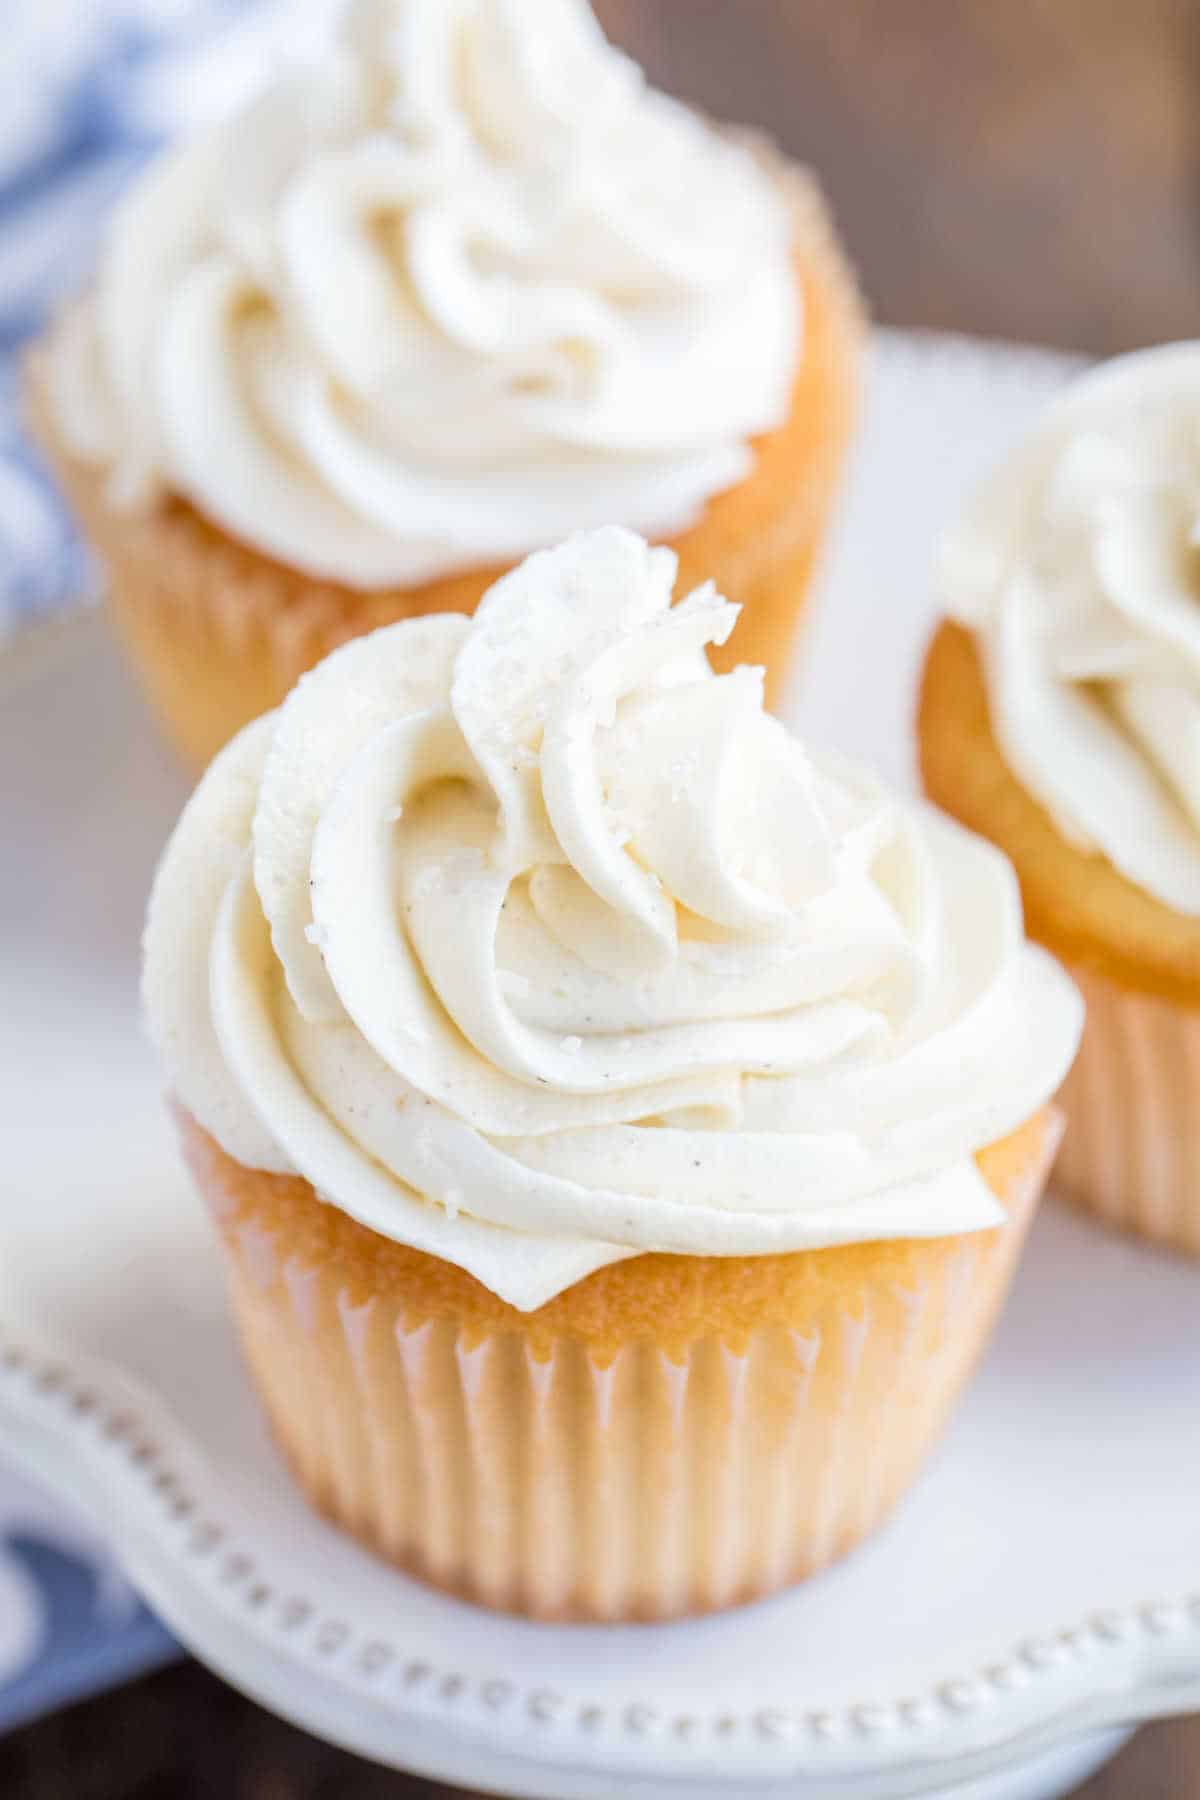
top-left (144, 528), bottom-right (1081, 1310)
top-left (943, 342), bottom-right (1200, 914)
top-left (50, 0), bottom-right (797, 587)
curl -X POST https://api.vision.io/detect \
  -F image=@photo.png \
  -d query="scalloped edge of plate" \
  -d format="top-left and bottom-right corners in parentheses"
top-left (0, 1311), bottom-right (1196, 1799)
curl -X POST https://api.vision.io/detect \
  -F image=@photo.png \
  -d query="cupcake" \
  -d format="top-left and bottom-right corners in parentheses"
top-left (31, 0), bottom-right (862, 769)
top-left (919, 344), bottom-right (1200, 1256)
top-left (144, 528), bottom-right (1080, 1620)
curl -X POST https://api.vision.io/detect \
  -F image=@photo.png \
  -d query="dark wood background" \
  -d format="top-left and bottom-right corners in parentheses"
top-left (598, 0), bottom-right (1200, 357)
top-left (7, 1), bottom-right (1199, 1793)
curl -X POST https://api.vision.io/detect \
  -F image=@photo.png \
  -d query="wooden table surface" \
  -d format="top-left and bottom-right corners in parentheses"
top-left (8, 1), bottom-right (1199, 1794)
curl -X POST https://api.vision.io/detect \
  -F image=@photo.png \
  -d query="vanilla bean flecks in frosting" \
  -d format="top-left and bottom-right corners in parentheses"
top-left (144, 529), bottom-right (1081, 1310)
top-left (942, 342), bottom-right (1200, 915)
top-left (49, 0), bottom-right (798, 588)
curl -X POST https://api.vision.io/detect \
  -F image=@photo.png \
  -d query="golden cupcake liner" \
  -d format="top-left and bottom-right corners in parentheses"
top-left (22, 367), bottom-right (456, 769)
top-left (1056, 966), bottom-right (1200, 1257)
top-left (27, 158), bottom-right (863, 769)
top-left (199, 1113), bottom-right (1058, 1623)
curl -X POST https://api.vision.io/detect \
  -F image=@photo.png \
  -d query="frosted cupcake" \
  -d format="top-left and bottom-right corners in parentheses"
top-left (920, 344), bottom-right (1200, 1256)
top-left (32, 0), bottom-right (861, 768)
top-left (145, 528), bottom-right (1080, 1620)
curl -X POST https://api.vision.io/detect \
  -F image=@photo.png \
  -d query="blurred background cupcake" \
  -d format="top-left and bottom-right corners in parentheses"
top-left (26, 0), bottom-right (862, 767)
top-left (919, 345), bottom-right (1200, 1256)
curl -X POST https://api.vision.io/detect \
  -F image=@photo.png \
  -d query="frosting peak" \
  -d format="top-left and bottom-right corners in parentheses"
top-left (943, 342), bottom-right (1200, 914)
top-left (145, 528), bottom-right (1081, 1310)
top-left (51, 0), bottom-right (797, 587)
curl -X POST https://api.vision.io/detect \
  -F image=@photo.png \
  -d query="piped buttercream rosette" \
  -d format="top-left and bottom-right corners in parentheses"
top-left (145, 528), bottom-right (1081, 1308)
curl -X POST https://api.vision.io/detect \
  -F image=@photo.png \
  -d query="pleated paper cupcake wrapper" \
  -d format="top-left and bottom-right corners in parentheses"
top-left (25, 158), bottom-right (862, 770)
top-left (1057, 965), bottom-right (1200, 1257)
top-left (212, 1129), bottom-right (1052, 1624)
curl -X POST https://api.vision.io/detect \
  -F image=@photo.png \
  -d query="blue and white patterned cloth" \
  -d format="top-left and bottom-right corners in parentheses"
top-left (0, 0), bottom-right (342, 1731)
top-left (0, 1468), bottom-right (173, 1734)
top-left (0, 0), bottom-right (338, 633)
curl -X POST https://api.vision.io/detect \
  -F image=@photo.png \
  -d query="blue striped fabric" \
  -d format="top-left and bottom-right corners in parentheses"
top-left (0, 0), bottom-right (335, 631)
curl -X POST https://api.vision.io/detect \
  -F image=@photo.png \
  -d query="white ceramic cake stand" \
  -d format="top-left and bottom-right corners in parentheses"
top-left (2, 333), bottom-right (1198, 1800)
